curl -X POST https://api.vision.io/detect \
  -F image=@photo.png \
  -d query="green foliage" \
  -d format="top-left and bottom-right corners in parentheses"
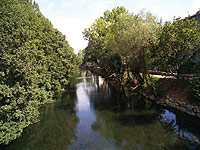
top-left (1, 91), bottom-right (79, 150)
top-left (150, 18), bottom-right (200, 73)
top-left (83, 6), bottom-right (200, 90)
top-left (83, 7), bottom-right (161, 85)
top-left (77, 50), bottom-right (83, 65)
top-left (0, 0), bottom-right (78, 144)
top-left (146, 76), bottom-right (160, 89)
top-left (190, 77), bottom-right (200, 101)
top-left (105, 11), bottom-right (161, 84)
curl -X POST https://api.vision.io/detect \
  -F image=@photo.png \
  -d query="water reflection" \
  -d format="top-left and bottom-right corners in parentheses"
top-left (90, 76), bottom-right (200, 150)
top-left (1, 91), bottom-right (79, 150)
top-left (68, 76), bottom-right (115, 150)
top-left (1, 76), bottom-right (200, 150)
top-left (159, 109), bottom-right (200, 149)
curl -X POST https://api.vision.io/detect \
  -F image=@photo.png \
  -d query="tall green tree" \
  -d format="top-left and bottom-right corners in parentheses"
top-left (105, 11), bottom-right (161, 84)
top-left (0, 0), bottom-right (78, 144)
top-left (83, 7), bottom-right (160, 85)
top-left (83, 6), bottom-right (129, 78)
top-left (151, 18), bottom-right (200, 74)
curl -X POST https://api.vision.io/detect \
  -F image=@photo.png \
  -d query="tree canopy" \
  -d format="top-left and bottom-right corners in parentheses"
top-left (83, 6), bottom-right (200, 86)
top-left (0, 0), bottom-right (79, 144)
top-left (83, 6), bottom-right (161, 85)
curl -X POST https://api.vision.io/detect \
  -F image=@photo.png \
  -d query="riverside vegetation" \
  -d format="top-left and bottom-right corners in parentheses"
top-left (0, 0), bottom-right (79, 145)
top-left (1, 1), bottom-right (200, 146)
top-left (82, 6), bottom-right (200, 103)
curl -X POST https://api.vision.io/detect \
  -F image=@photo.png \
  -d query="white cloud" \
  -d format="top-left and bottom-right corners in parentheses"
top-left (80, 0), bottom-right (86, 4)
top-left (50, 16), bottom-right (90, 54)
top-left (45, 1), bottom-right (114, 54)
top-left (192, 0), bottom-right (200, 14)
top-left (91, 1), bottom-right (111, 15)
top-left (61, 1), bottom-right (72, 8)
top-left (35, 0), bottom-right (200, 55)
top-left (47, 2), bottom-right (54, 10)
top-left (35, 0), bottom-right (49, 3)
top-left (128, 0), bottom-right (194, 22)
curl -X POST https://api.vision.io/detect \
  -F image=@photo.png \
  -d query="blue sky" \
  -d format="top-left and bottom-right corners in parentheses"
top-left (35, 0), bottom-right (200, 54)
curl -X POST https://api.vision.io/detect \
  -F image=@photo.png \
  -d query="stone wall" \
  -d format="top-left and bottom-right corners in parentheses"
top-left (146, 93), bottom-right (200, 119)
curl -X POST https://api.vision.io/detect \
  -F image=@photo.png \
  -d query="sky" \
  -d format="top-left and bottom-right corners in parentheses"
top-left (35, 0), bottom-right (200, 54)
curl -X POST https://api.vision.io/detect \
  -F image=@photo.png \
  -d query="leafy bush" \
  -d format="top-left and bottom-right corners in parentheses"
top-left (0, 0), bottom-right (78, 144)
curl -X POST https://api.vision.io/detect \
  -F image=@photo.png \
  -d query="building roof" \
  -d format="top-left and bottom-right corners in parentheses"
top-left (188, 10), bottom-right (200, 24)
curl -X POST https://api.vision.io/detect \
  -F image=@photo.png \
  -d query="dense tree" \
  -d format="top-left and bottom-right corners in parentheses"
top-left (83, 6), bottom-right (200, 89)
top-left (150, 18), bottom-right (200, 74)
top-left (83, 7), bottom-right (129, 80)
top-left (83, 7), bottom-right (161, 85)
top-left (0, 0), bottom-right (78, 144)
top-left (105, 11), bottom-right (161, 84)
top-left (2, 91), bottom-right (79, 150)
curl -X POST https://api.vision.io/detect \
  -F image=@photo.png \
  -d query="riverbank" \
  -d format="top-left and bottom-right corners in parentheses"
top-left (143, 78), bottom-right (200, 118)
top-left (2, 76), bottom-right (200, 150)
top-left (84, 65), bottom-right (200, 118)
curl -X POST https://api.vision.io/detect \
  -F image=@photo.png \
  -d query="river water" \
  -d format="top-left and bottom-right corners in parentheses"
top-left (1, 76), bottom-right (200, 150)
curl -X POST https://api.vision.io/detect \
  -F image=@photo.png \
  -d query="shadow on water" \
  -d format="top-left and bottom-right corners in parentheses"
top-left (0, 90), bottom-right (79, 150)
top-left (89, 76), bottom-right (200, 150)
top-left (1, 75), bottom-right (200, 150)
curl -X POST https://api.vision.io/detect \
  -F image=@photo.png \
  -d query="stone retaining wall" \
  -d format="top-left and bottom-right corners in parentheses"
top-left (147, 94), bottom-right (200, 118)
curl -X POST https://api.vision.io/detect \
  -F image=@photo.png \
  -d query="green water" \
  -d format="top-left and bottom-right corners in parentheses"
top-left (1, 76), bottom-right (200, 150)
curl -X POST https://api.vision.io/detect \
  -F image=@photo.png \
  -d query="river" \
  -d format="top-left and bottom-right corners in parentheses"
top-left (1, 76), bottom-right (200, 150)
